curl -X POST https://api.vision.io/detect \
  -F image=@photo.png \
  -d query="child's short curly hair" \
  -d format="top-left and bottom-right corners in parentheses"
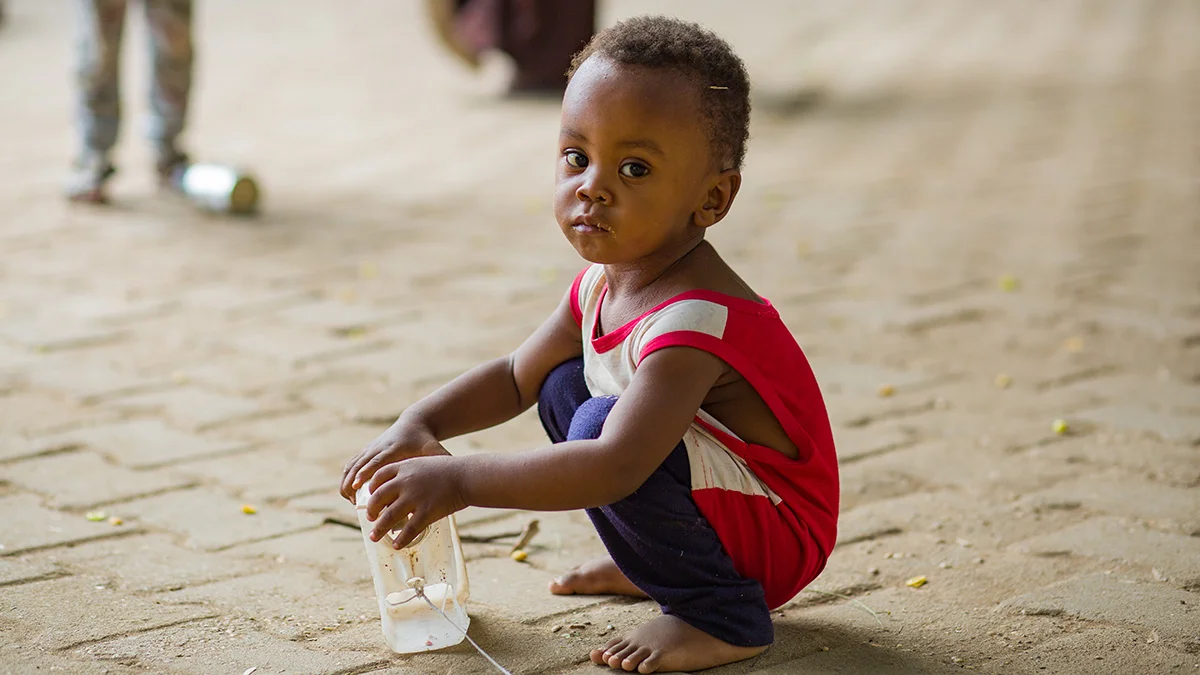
top-left (568, 15), bottom-right (752, 171)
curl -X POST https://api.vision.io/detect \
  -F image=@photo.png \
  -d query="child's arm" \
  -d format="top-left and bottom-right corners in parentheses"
top-left (339, 288), bottom-right (583, 502)
top-left (362, 345), bottom-right (728, 547)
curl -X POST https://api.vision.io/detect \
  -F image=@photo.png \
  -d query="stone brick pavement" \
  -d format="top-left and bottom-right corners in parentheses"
top-left (1, 0), bottom-right (1198, 673)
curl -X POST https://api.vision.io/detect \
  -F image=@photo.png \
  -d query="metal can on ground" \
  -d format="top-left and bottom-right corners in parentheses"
top-left (171, 163), bottom-right (260, 215)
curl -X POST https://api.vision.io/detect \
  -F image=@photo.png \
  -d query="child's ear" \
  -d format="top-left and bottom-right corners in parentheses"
top-left (694, 169), bottom-right (742, 228)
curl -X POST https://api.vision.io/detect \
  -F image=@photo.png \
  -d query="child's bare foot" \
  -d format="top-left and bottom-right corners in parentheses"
top-left (590, 615), bottom-right (767, 673)
top-left (548, 557), bottom-right (647, 597)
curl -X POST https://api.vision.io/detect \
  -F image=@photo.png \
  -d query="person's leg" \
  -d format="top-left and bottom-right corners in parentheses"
top-left (500, 0), bottom-right (595, 94)
top-left (536, 358), bottom-right (591, 444)
top-left (537, 360), bottom-right (772, 672)
top-left (566, 397), bottom-right (773, 648)
top-left (143, 0), bottom-right (193, 178)
top-left (538, 359), bottom-right (647, 598)
top-left (69, 0), bottom-right (127, 202)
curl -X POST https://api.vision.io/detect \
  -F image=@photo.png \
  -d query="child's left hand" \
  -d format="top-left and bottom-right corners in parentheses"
top-left (363, 454), bottom-right (468, 549)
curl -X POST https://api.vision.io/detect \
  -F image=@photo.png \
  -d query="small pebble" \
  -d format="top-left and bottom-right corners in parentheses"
top-left (551, 625), bottom-right (562, 633)
top-left (109, 517), bottom-right (123, 526)
top-left (868, 567), bottom-right (880, 576)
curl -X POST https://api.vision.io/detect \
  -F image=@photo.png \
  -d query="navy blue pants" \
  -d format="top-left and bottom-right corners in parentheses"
top-left (537, 358), bottom-right (773, 647)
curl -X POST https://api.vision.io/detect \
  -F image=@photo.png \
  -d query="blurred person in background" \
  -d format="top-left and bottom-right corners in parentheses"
top-left (67, 0), bottom-right (195, 204)
top-left (427, 0), bottom-right (596, 95)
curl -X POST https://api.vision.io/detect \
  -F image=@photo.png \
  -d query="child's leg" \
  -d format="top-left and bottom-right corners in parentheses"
top-left (69, 0), bottom-right (126, 200)
top-left (537, 359), bottom-right (773, 648)
top-left (536, 357), bottom-right (592, 444)
top-left (142, 0), bottom-right (193, 174)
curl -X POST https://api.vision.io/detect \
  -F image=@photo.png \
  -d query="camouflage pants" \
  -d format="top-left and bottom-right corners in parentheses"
top-left (75, 0), bottom-right (193, 160)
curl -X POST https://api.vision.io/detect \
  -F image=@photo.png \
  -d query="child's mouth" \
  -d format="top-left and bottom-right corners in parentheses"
top-left (572, 216), bottom-right (611, 234)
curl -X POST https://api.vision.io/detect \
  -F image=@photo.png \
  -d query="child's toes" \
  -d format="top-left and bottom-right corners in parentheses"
top-left (637, 652), bottom-right (662, 674)
top-left (607, 643), bottom-right (639, 669)
top-left (621, 646), bottom-right (651, 672)
top-left (592, 638), bottom-right (625, 665)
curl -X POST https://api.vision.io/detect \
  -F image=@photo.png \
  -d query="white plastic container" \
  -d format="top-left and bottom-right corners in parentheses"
top-left (355, 485), bottom-right (471, 653)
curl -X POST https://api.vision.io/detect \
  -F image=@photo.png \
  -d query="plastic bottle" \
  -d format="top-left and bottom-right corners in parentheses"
top-left (355, 485), bottom-right (471, 653)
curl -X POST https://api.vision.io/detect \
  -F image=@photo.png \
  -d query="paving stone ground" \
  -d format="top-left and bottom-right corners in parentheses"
top-left (1, 1), bottom-right (1198, 673)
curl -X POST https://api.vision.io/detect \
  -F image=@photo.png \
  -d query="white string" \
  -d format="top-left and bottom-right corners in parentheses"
top-left (407, 580), bottom-right (513, 675)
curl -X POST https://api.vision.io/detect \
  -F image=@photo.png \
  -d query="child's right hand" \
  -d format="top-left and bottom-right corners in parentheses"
top-left (339, 419), bottom-right (451, 503)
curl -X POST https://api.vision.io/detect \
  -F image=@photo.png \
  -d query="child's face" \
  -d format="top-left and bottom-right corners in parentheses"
top-left (555, 57), bottom-right (723, 265)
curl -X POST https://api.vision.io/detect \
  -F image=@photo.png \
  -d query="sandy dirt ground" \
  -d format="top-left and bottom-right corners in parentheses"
top-left (0, 1), bottom-right (1198, 673)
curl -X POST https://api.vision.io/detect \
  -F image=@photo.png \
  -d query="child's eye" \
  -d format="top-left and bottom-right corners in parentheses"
top-left (619, 162), bottom-right (649, 178)
top-left (565, 151), bottom-right (588, 168)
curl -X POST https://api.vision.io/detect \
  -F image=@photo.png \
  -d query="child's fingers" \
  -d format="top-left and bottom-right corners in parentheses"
top-left (370, 498), bottom-right (413, 543)
top-left (364, 467), bottom-right (405, 521)
top-left (350, 463), bottom-right (380, 494)
top-left (365, 461), bottom-right (401, 494)
top-left (390, 509), bottom-right (430, 550)
top-left (352, 452), bottom-right (390, 490)
top-left (340, 455), bottom-right (369, 500)
top-left (359, 448), bottom-right (414, 492)
top-left (340, 473), bottom-right (360, 502)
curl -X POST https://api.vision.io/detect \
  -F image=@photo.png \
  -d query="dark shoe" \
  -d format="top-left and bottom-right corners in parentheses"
top-left (155, 149), bottom-right (190, 188)
top-left (65, 155), bottom-right (116, 205)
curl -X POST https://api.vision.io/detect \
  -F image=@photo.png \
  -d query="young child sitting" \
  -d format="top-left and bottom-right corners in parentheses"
top-left (341, 15), bottom-right (839, 674)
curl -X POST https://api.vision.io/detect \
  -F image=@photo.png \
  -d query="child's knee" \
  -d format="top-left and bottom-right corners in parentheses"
top-left (540, 358), bottom-right (586, 403)
top-left (567, 396), bottom-right (618, 441)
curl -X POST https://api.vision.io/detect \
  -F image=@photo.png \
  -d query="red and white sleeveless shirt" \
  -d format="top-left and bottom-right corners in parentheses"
top-left (569, 264), bottom-right (840, 606)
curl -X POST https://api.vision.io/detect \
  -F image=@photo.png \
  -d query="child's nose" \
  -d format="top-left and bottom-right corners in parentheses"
top-left (575, 172), bottom-right (612, 204)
